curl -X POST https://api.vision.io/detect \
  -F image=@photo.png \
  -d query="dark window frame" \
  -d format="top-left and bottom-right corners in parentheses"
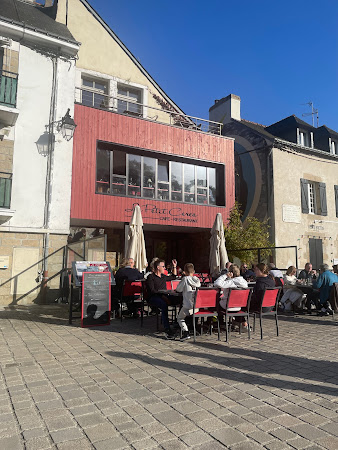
top-left (95, 143), bottom-right (225, 206)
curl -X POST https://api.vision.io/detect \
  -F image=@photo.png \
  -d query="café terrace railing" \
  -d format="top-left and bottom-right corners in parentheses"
top-left (75, 86), bottom-right (223, 135)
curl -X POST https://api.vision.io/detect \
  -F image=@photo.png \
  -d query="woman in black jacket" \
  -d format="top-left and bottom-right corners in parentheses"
top-left (250, 263), bottom-right (275, 312)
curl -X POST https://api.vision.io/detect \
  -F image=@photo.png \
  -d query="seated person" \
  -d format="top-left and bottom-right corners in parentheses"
top-left (313, 264), bottom-right (338, 315)
top-left (250, 263), bottom-right (276, 312)
top-left (215, 264), bottom-right (249, 330)
top-left (176, 263), bottom-right (201, 341)
top-left (144, 257), bottom-right (159, 279)
top-left (113, 258), bottom-right (143, 316)
top-left (280, 266), bottom-right (304, 311)
top-left (298, 262), bottom-right (316, 281)
top-left (268, 263), bottom-right (284, 287)
top-left (146, 259), bottom-right (178, 339)
top-left (241, 264), bottom-right (256, 281)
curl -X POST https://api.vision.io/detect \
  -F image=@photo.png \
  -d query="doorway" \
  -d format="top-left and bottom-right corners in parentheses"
top-left (309, 238), bottom-right (323, 271)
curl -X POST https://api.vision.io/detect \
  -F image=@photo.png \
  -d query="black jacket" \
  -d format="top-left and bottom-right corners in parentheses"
top-left (146, 273), bottom-right (176, 298)
top-left (251, 276), bottom-right (275, 310)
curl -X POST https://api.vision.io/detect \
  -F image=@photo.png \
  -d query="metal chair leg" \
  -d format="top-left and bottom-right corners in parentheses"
top-left (247, 315), bottom-right (251, 340)
top-left (275, 313), bottom-right (279, 336)
top-left (259, 315), bottom-right (263, 339)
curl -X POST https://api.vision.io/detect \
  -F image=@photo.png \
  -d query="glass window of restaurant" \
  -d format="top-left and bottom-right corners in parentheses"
top-left (96, 148), bottom-right (223, 206)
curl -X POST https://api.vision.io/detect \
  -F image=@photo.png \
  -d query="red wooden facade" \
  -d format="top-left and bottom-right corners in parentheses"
top-left (71, 104), bottom-right (235, 229)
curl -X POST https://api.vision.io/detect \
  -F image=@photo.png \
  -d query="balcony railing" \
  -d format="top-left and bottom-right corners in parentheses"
top-left (0, 172), bottom-right (12, 208)
top-left (75, 87), bottom-right (223, 135)
top-left (0, 70), bottom-right (18, 108)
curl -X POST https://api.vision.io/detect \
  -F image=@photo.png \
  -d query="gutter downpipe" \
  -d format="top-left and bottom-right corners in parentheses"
top-left (266, 143), bottom-right (274, 258)
top-left (41, 55), bottom-right (58, 304)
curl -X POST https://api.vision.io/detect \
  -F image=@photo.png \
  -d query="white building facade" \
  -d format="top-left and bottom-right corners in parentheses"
top-left (0, 0), bottom-right (79, 305)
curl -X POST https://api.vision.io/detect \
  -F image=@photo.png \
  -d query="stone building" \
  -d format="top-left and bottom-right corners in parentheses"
top-left (0, 0), bottom-right (79, 305)
top-left (210, 94), bottom-right (338, 270)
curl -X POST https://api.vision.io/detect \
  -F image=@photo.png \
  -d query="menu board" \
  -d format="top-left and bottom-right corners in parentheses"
top-left (81, 272), bottom-right (111, 327)
top-left (72, 261), bottom-right (115, 287)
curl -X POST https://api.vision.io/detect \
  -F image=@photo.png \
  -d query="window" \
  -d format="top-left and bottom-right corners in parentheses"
top-left (300, 179), bottom-right (327, 216)
top-left (196, 166), bottom-right (207, 204)
top-left (117, 84), bottom-right (142, 116)
top-left (96, 149), bottom-right (110, 193)
top-left (128, 154), bottom-right (141, 197)
top-left (308, 183), bottom-right (315, 214)
top-left (158, 160), bottom-right (169, 200)
top-left (112, 150), bottom-right (126, 195)
top-left (208, 167), bottom-right (216, 205)
top-left (96, 147), bottom-right (223, 205)
top-left (143, 157), bottom-right (156, 198)
top-left (330, 140), bottom-right (337, 155)
top-left (298, 130), bottom-right (309, 147)
top-left (184, 164), bottom-right (195, 203)
top-left (82, 77), bottom-right (108, 108)
top-left (171, 161), bottom-right (182, 202)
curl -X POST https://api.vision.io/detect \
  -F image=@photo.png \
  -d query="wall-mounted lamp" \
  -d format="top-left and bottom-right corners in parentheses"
top-left (59, 109), bottom-right (77, 141)
top-left (35, 109), bottom-right (77, 155)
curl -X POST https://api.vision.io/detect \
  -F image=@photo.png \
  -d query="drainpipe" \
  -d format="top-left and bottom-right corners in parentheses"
top-left (41, 55), bottom-right (58, 303)
top-left (266, 144), bottom-right (274, 248)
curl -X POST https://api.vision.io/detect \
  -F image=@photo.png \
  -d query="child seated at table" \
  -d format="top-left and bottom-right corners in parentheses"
top-left (176, 263), bottom-right (201, 341)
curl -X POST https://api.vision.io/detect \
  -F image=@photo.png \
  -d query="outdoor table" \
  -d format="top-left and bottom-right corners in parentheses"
top-left (157, 290), bottom-right (182, 296)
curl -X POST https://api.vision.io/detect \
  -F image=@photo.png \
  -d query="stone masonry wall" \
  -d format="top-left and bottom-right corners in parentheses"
top-left (0, 232), bottom-right (67, 306)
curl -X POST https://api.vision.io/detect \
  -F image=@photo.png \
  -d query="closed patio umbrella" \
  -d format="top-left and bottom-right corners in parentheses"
top-left (209, 213), bottom-right (228, 278)
top-left (126, 204), bottom-right (147, 272)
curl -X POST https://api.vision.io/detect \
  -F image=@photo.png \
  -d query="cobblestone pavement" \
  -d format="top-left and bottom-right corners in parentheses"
top-left (0, 305), bottom-right (337, 450)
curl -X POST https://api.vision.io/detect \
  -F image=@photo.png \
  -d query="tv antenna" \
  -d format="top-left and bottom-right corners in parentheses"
top-left (302, 102), bottom-right (319, 127)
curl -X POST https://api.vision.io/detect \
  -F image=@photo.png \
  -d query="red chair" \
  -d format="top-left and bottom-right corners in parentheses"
top-left (218, 288), bottom-right (252, 342)
top-left (171, 280), bottom-right (180, 290)
top-left (202, 273), bottom-right (212, 285)
top-left (120, 280), bottom-right (144, 325)
top-left (195, 273), bottom-right (204, 283)
top-left (166, 281), bottom-right (172, 290)
top-left (251, 287), bottom-right (281, 339)
top-left (192, 288), bottom-right (221, 342)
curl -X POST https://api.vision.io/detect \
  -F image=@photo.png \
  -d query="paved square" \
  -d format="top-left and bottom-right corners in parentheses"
top-left (0, 305), bottom-right (337, 449)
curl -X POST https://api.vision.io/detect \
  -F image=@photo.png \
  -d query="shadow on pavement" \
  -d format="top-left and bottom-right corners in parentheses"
top-left (105, 345), bottom-right (338, 397)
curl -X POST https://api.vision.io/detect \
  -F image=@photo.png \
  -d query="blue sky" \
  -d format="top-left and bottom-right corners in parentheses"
top-left (88, 1), bottom-right (337, 129)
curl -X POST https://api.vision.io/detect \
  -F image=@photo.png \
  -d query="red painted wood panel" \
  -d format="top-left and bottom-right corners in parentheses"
top-left (71, 105), bottom-right (235, 229)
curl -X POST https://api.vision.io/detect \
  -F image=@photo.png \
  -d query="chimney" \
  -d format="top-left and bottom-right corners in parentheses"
top-left (209, 94), bottom-right (241, 124)
top-left (45, 0), bottom-right (54, 6)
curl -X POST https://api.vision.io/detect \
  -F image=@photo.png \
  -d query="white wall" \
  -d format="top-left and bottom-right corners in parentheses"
top-left (4, 45), bottom-right (76, 234)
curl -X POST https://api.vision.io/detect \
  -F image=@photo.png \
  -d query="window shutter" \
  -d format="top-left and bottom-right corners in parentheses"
top-left (300, 179), bottom-right (309, 214)
top-left (335, 185), bottom-right (338, 218)
top-left (318, 182), bottom-right (327, 216)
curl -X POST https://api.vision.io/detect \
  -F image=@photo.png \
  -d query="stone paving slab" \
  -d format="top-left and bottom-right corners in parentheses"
top-left (0, 305), bottom-right (337, 449)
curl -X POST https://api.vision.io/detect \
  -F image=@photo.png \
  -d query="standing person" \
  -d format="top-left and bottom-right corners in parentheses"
top-left (146, 259), bottom-right (178, 339)
top-left (313, 264), bottom-right (338, 315)
top-left (176, 263), bottom-right (201, 341)
top-left (298, 263), bottom-right (316, 281)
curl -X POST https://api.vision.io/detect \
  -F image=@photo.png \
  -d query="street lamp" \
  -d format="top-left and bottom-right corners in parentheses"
top-left (35, 109), bottom-right (77, 155)
top-left (59, 108), bottom-right (77, 141)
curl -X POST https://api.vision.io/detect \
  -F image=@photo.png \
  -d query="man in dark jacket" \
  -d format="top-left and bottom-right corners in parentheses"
top-left (146, 258), bottom-right (178, 339)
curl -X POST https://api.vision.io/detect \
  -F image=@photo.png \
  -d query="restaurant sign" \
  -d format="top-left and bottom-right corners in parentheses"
top-left (125, 203), bottom-right (198, 224)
